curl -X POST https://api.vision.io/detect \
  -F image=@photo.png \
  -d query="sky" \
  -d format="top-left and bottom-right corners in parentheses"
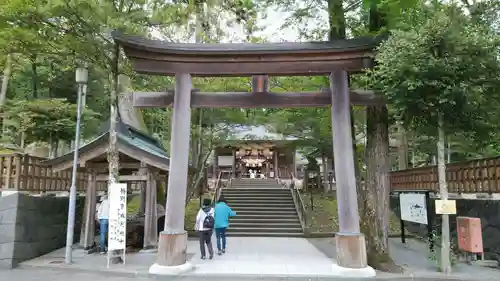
top-left (151, 4), bottom-right (325, 43)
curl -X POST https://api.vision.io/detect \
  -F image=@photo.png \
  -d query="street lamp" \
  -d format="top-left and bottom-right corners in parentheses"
top-left (65, 67), bottom-right (88, 264)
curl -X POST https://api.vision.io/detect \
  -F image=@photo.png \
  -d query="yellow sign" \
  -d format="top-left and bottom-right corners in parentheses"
top-left (435, 200), bottom-right (457, 215)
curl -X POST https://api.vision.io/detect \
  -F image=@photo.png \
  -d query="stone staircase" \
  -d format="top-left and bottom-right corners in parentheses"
top-left (222, 178), bottom-right (303, 237)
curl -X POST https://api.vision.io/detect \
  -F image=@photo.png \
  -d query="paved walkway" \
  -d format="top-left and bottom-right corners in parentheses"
top-left (21, 237), bottom-right (340, 277)
top-left (309, 237), bottom-right (500, 280)
top-left (18, 236), bottom-right (500, 280)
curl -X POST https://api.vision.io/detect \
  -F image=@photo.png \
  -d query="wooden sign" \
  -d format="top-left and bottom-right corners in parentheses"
top-left (107, 183), bottom-right (127, 267)
top-left (435, 200), bottom-right (456, 215)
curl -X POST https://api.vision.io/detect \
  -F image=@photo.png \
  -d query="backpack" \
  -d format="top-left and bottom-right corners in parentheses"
top-left (203, 211), bottom-right (215, 229)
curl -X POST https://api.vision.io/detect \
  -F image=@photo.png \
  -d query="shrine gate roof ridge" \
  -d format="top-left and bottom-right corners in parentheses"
top-left (112, 31), bottom-right (382, 76)
top-left (112, 31), bottom-right (379, 55)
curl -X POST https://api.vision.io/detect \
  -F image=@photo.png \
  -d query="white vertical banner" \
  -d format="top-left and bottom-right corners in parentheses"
top-left (107, 183), bottom-right (127, 267)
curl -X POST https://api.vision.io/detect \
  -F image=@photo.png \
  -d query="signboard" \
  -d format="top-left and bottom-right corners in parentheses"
top-left (218, 156), bottom-right (234, 166)
top-left (107, 183), bottom-right (127, 251)
top-left (435, 200), bottom-right (457, 215)
top-left (400, 192), bottom-right (428, 225)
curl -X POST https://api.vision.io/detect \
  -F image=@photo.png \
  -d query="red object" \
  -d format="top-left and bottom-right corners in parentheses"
top-left (457, 217), bottom-right (483, 253)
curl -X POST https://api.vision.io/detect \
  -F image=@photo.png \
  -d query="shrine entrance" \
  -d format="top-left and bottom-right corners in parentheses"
top-left (113, 31), bottom-right (384, 277)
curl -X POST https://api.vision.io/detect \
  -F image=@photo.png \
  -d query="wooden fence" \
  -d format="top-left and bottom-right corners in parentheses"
top-left (0, 153), bottom-right (106, 192)
top-left (390, 157), bottom-right (500, 194)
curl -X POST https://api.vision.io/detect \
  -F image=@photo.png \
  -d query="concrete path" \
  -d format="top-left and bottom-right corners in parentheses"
top-left (18, 236), bottom-right (500, 280)
top-left (20, 236), bottom-right (343, 277)
top-left (309, 237), bottom-right (500, 280)
top-left (3, 267), bottom-right (500, 281)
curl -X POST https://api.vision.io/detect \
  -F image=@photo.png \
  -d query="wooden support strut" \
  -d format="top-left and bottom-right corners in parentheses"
top-left (252, 75), bottom-right (269, 93)
top-left (132, 89), bottom-right (384, 109)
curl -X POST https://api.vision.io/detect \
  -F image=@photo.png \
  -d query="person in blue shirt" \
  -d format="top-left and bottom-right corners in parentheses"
top-left (214, 196), bottom-right (236, 255)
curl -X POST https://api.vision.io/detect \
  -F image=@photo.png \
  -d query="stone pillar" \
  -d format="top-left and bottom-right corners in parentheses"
top-left (150, 73), bottom-right (193, 274)
top-left (329, 71), bottom-right (369, 270)
top-left (80, 171), bottom-right (97, 250)
top-left (143, 168), bottom-right (158, 250)
top-left (231, 149), bottom-right (236, 178)
top-left (292, 150), bottom-right (297, 177)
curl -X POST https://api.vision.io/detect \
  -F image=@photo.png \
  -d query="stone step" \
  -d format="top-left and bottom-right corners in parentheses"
top-left (225, 199), bottom-right (291, 203)
top-left (228, 227), bottom-right (303, 233)
top-left (230, 222), bottom-right (302, 228)
top-left (235, 209), bottom-right (297, 217)
top-left (223, 195), bottom-right (292, 199)
top-left (223, 196), bottom-right (291, 201)
top-left (232, 179), bottom-right (278, 183)
top-left (230, 217), bottom-right (300, 223)
top-left (222, 191), bottom-right (290, 196)
top-left (231, 206), bottom-right (297, 212)
top-left (225, 197), bottom-right (293, 202)
top-left (226, 232), bottom-right (304, 237)
top-left (233, 214), bottom-right (299, 220)
top-left (225, 192), bottom-right (286, 196)
top-left (224, 187), bottom-right (287, 192)
top-left (228, 186), bottom-right (283, 190)
top-left (227, 203), bottom-right (296, 208)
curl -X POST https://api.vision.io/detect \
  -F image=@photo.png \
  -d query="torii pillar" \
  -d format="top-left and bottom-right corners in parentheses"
top-left (149, 73), bottom-right (194, 274)
top-left (329, 71), bottom-right (372, 275)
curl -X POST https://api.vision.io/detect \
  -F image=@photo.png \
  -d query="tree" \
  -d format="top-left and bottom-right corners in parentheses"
top-left (1, 98), bottom-right (99, 150)
top-left (367, 2), bottom-right (500, 273)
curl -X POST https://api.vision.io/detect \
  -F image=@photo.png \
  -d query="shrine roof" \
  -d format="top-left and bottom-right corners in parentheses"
top-left (42, 120), bottom-right (172, 172)
top-left (112, 31), bottom-right (379, 55)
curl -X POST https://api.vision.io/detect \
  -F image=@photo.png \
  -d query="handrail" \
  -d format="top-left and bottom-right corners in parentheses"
top-left (212, 171), bottom-right (228, 206)
top-left (288, 172), bottom-right (308, 233)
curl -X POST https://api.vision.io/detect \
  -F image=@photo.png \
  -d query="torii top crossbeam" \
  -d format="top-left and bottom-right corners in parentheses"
top-left (112, 31), bottom-right (380, 76)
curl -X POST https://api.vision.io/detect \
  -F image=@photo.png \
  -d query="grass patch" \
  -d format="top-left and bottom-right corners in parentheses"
top-left (301, 192), bottom-right (401, 236)
top-left (127, 194), bottom-right (140, 215)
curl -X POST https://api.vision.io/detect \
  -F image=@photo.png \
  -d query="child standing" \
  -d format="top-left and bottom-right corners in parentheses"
top-left (195, 198), bottom-right (215, 259)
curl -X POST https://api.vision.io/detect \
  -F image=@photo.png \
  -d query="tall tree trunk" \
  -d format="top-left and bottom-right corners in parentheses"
top-left (191, 109), bottom-right (200, 167)
top-left (1, 54), bottom-right (12, 138)
top-left (327, 0), bottom-right (346, 39)
top-left (363, 105), bottom-right (398, 270)
top-left (362, 2), bottom-right (400, 271)
top-left (437, 113), bottom-right (451, 274)
top-left (31, 54), bottom-right (38, 99)
top-left (108, 44), bottom-right (121, 264)
top-left (398, 125), bottom-right (408, 170)
top-left (321, 154), bottom-right (328, 193)
top-left (0, 54), bottom-right (12, 106)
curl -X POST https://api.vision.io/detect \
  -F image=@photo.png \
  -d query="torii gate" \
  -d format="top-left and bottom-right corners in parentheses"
top-left (113, 31), bottom-right (383, 276)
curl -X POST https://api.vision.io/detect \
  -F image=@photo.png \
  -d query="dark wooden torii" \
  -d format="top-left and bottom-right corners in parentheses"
top-left (113, 31), bottom-right (382, 276)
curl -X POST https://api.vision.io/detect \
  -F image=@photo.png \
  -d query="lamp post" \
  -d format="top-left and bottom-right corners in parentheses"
top-left (65, 67), bottom-right (88, 264)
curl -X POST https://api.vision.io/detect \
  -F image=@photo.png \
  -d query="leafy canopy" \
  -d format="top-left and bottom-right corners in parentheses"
top-left (2, 98), bottom-right (100, 144)
top-left (366, 3), bottom-right (500, 141)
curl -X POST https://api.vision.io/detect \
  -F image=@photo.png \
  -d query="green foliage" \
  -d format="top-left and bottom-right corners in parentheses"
top-left (2, 98), bottom-right (100, 144)
top-left (366, 3), bottom-right (500, 144)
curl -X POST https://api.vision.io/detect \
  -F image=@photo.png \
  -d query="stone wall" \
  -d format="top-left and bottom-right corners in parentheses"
top-left (390, 195), bottom-right (500, 262)
top-left (0, 193), bottom-right (84, 268)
